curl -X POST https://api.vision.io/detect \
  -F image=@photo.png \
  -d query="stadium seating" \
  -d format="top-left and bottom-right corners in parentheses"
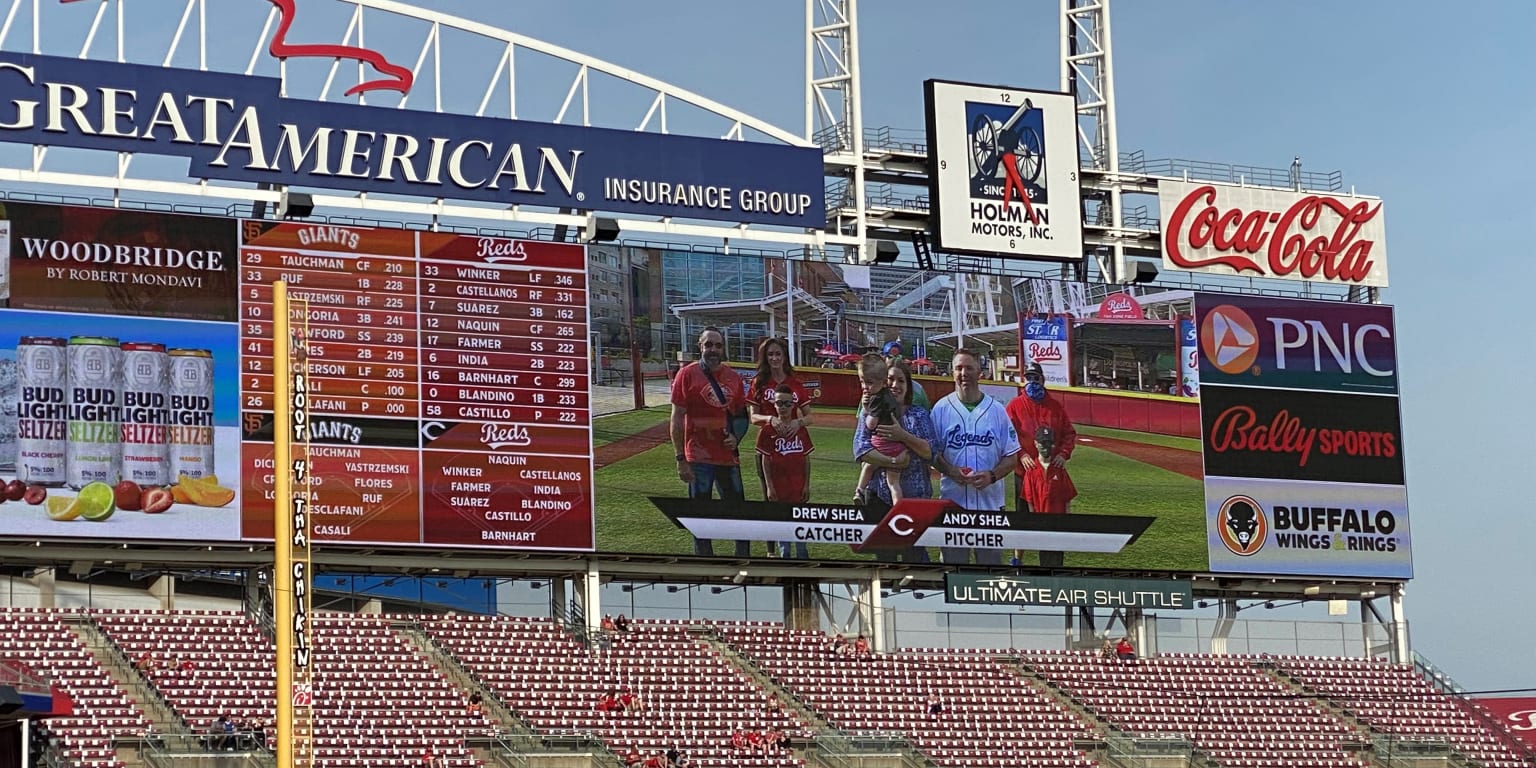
top-left (1270, 655), bottom-right (1531, 768)
top-left (92, 608), bottom-right (494, 768)
top-left (10, 607), bottom-right (1531, 768)
top-left (421, 615), bottom-right (808, 768)
top-left (0, 607), bottom-right (145, 768)
top-left (1022, 649), bottom-right (1368, 768)
top-left (717, 622), bottom-right (1097, 768)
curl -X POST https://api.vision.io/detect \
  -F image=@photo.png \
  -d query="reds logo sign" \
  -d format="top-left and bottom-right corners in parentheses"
top-left (1158, 180), bottom-right (1388, 288)
top-left (1027, 342), bottom-right (1063, 362)
top-left (63, 0), bottom-right (414, 96)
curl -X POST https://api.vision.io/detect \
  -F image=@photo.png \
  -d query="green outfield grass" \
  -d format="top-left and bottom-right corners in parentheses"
top-left (1076, 424), bottom-right (1202, 452)
top-left (592, 409), bottom-right (1210, 571)
top-left (592, 406), bottom-right (670, 447)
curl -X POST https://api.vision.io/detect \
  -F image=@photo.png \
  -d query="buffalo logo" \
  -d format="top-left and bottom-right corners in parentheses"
top-left (1218, 495), bottom-right (1267, 556)
top-left (1201, 304), bottom-right (1260, 375)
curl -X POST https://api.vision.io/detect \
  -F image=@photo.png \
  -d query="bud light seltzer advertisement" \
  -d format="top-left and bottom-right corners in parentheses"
top-left (1196, 293), bottom-right (1411, 578)
top-left (0, 203), bottom-right (242, 542)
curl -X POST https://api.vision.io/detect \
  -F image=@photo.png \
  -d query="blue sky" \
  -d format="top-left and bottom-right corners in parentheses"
top-left (11, 0), bottom-right (1528, 691)
top-left (405, 0), bottom-right (1531, 693)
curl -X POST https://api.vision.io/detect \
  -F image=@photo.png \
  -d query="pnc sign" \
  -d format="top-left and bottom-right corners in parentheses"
top-left (1159, 179), bottom-right (1388, 288)
top-left (1195, 295), bottom-right (1398, 395)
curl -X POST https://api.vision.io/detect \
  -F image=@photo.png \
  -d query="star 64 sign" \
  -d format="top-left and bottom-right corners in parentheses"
top-left (1158, 179), bottom-right (1389, 288)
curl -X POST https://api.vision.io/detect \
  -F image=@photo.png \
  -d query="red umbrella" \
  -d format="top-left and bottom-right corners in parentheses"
top-left (912, 357), bottom-right (933, 367)
top-left (816, 344), bottom-right (842, 358)
top-left (838, 353), bottom-right (863, 363)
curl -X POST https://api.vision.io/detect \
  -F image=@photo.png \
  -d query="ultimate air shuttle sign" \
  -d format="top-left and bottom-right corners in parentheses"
top-left (0, 53), bottom-right (824, 227)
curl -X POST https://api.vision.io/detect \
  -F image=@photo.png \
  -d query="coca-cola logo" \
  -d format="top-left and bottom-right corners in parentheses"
top-left (477, 238), bottom-right (529, 263)
top-left (774, 435), bottom-right (807, 455)
top-left (1207, 405), bottom-right (1397, 468)
top-left (1163, 184), bottom-right (1383, 284)
top-left (1027, 342), bottom-right (1063, 362)
top-left (480, 422), bottom-right (532, 449)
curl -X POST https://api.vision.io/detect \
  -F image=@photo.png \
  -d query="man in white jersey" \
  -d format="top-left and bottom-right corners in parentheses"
top-left (929, 348), bottom-right (1021, 565)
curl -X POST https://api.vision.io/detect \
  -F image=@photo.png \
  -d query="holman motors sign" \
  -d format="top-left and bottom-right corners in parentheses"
top-left (0, 52), bottom-right (824, 228)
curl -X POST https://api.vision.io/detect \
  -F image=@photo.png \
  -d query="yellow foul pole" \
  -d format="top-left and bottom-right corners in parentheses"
top-left (273, 281), bottom-right (314, 768)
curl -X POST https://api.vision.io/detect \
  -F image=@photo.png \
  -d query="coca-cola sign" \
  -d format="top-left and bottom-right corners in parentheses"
top-left (1158, 180), bottom-right (1388, 288)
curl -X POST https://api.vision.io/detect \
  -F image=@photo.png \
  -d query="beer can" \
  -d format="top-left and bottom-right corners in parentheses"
top-left (66, 336), bottom-right (122, 489)
top-left (120, 342), bottom-right (170, 487)
top-left (168, 348), bottom-right (215, 480)
top-left (16, 337), bottom-right (66, 485)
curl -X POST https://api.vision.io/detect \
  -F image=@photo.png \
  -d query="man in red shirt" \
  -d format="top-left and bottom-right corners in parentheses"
top-left (670, 326), bottom-right (750, 556)
top-left (1005, 363), bottom-right (1078, 567)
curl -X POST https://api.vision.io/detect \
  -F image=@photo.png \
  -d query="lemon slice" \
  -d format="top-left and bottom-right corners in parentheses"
top-left (46, 496), bottom-right (81, 521)
top-left (76, 482), bottom-right (116, 522)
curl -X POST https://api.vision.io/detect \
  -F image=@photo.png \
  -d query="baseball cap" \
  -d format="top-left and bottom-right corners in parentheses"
top-left (1035, 425), bottom-right (1055, 443)
top-left (882, 340), bottom-right (903, 356)
top-left (1024, 362), bottom-right (1045, 381)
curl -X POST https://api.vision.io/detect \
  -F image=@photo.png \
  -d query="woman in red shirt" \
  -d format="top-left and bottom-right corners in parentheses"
top-left (747, 337), bottom-right (815, 558)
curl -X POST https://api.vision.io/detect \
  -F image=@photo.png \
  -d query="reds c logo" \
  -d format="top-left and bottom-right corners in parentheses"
top-left (62, 0), bottom-right (415, 96)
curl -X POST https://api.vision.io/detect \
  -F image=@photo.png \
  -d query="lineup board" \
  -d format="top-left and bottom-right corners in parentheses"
top-left (237, 222), bottom-right (594, 550)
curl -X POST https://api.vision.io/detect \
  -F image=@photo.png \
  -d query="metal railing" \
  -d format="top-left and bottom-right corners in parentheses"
top-left (1103, 733), bottom-right (1193, 768)
top-left (135, 732), bottom-right (273, 768)
top-left (1119, 151), bottom-right (1344, 192)
top-left (814, 731), bottom-right (930, 768)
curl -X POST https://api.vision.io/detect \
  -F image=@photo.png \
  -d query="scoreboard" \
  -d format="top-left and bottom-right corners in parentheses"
top-left (237, 221), bottom-right (594, 550)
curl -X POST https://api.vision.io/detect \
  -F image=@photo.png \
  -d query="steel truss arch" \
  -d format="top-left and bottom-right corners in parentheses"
top-left (0, 0), bottom-right (844, 250)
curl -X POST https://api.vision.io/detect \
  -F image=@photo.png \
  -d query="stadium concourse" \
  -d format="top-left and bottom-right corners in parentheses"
top-left (0, 592), bottom-right (1531, 768)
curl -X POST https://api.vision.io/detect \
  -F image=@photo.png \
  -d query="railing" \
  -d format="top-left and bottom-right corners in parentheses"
top-left (535, 730), bottom-right (627, 767)
top-left (1119, 151), bottom-right (1345, 192)
top-left (1412, 652), bottom-right (1467, 695)
top-left (1103, 733), bottom-right (1194, 768)
top-left (479, 731), bottom-right (534, 768)
top-left (135, 732), bottom-right (273, 768)
top-left (863, 126), bottom-right (927, 156)
top-left (83, 615), bottom-right (194, 734)
top-left (814, 731), bottom-right (929, 768)
top-left (1371, 735), bottom-right (1473, 768)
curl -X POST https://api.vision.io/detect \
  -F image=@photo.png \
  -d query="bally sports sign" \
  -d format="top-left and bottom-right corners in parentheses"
top-left (1158, 179), bottom-right (1388, 288)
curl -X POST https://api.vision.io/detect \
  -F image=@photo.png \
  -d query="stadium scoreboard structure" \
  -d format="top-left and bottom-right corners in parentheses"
top-left (0, 1), bottom-right (1405, 592)
top-left (237, 222), bottom-right (594, 550)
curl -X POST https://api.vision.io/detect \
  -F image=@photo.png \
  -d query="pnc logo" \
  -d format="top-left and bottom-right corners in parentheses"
top-left (1217, 495), bottom-right (1267, 556)
top-left (1201, 305), bottom-right (1260, 375)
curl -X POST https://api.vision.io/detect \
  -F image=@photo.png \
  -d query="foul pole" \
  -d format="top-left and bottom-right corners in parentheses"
top-left (273, 281), bottom-right (314, 768)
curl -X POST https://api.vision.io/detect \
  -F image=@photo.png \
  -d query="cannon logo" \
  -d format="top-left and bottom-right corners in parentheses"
top-left (1201, 305), bottom-right (1260, 375)
top-left (1217, 495), bottom-right (1267, 556)
top-left (965, 99), bottom-right (1049, 226)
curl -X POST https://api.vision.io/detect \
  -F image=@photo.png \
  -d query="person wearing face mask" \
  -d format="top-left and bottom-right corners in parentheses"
top-left (1005, 362), bottom-right (1078, 567)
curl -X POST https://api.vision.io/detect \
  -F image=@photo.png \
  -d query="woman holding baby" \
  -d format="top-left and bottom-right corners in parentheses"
top-left (852, 355), bottom-right (938, 562)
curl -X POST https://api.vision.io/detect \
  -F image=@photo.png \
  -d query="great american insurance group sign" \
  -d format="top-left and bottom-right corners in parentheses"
top-left (0, 52), bottom-right (824, 228)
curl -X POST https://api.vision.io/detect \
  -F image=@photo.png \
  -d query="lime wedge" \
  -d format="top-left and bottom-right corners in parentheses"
top-left (76, 482), bottom-right (116, 522)
top-left (46, 496), bottom-right (81, 521)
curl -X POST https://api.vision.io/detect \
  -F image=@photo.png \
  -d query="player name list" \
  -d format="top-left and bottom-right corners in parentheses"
top-left (237, 225), bottom-right (595, 550)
